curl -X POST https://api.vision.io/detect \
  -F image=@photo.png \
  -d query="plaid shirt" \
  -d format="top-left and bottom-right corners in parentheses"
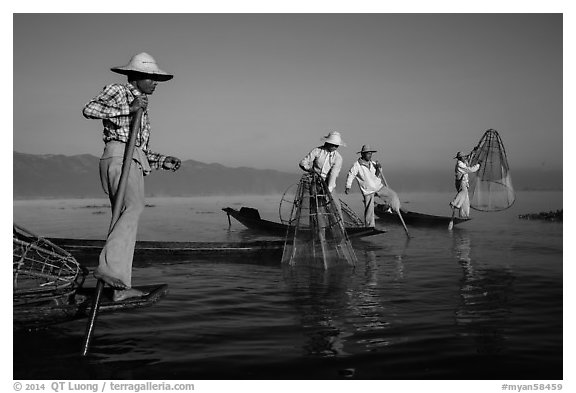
top-left (83, 83), bottom-right (167, 171)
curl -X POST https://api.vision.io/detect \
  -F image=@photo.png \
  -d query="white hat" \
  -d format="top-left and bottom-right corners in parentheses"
top-left (321, 131), bottom-right (346, 147)
top-left (111, 52), bottom-right (173, 81)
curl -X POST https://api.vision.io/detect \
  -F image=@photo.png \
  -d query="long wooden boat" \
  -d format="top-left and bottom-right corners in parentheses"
top-left (48, 237), bottom-right (286, 267)
top-left (222, 207), bottom-right (385, 238)
top-left (14, 283), bottom-right (168, 331)
top-left (374, 204), bottom-right (471, 227)
top-left (16, 234), bottom-right (284, 330)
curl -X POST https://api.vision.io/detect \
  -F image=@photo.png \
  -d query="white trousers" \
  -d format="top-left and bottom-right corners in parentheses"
top-left (362, 192), bottom-right (377, 228)
top-left (451, 182), bottom-right (471, 218)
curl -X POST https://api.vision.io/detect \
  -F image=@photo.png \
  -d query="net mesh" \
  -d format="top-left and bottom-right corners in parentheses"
top-left (280, 184), bottom-right (364, 228)
top-left (13, 224), bottom-right (84, 306)
top-left (281, 173), bottom-right (357, 269)
top-left (339, 199), bottom-right (364, 228)
top-left (469, 129), bottom-right (515, 212)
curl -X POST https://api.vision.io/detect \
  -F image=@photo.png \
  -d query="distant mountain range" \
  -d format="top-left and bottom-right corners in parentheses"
top-left (13, 152), bottom-right (301, 199)
top-left (13, 151), bottom-right (562, 199)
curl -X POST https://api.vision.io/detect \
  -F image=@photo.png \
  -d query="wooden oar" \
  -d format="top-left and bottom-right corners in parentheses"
top-left (377, 168), bottom-right (410, 238)
top-left (81, 108), bottom-right (143, 357)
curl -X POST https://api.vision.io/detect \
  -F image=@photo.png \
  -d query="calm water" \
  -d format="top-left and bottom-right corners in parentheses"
top-left (13, 191), bottom-right (563, 380)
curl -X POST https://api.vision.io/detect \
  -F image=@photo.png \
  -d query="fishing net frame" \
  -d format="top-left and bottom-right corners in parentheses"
top-left (339, 199), bottom-right (365, 228)
top-left (468, 128), bottom-right (516, 212)
top-left (279, 183), bottom-right (364, 228)
top-left (13, 224), bottom-right (85, 306)
top-left (281, 172), bottom-right (357, 269)
top-left (279, 183), bottom-right (299, 225)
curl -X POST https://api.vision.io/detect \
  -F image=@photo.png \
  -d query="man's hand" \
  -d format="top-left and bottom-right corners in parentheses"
top-left (345, 188), bottom-right (350, 195)
top-left (129, 96), bottom-right (148, 113)
top-left (374, 160), bottom-right (382, 177)
top-left (163, 156), bottom-right (181, 171)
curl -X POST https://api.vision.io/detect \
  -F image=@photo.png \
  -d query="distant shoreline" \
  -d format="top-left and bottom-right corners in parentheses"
top-left (13, 189), bottom-right (563, 203)
top-left (13, 151), bottom-right (563, 199)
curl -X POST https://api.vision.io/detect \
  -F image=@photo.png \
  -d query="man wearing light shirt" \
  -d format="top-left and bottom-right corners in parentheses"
top-left (450, 150), bottom-right (481, 218)
top-left (345, 145), bottom-right (400, 228)
top-left (299, 131), bottom-right (345, 193)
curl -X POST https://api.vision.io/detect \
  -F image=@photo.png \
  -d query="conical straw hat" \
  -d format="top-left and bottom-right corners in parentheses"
top-left (357, 144), bottom-right (377, 154)
top-left (321, 131), bottom-right (346, 147)
top-left (111, 52), bottom-right (173, 81)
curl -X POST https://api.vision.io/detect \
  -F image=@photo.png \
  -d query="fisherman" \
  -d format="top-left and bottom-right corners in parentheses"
top-left (344, 144), bottom-right (401, 228)
top-left (298, 131), bottom-right (349, 226)
top-left (450, 150), bottom-right (481, 219)
top-left (299, 131), bottom-right (346, 193)
top-left (82, 52), bottom-right (181, 301)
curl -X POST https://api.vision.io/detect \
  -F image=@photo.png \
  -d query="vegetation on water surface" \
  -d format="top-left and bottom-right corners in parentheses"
top-left (518, 209), bottom-right (562, 221)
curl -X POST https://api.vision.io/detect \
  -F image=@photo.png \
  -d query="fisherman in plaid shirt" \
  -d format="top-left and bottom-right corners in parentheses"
top-left (83, 52), bottom-right (181, 301)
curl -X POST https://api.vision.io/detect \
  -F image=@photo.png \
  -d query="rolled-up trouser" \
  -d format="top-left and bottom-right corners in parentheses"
top-left (97, 156), bottom-right (145, 287)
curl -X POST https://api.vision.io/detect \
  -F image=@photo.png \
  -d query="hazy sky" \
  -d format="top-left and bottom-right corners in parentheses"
top-left (13, 13), bottom-right (563, 173)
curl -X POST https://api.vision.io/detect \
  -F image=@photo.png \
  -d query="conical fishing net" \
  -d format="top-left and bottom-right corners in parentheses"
top-left (13, 224), bottom-right (84, 306)
top-left (280, 184), bottom-right (364, 228)
top-left (281, 173), bottom-right (357, 269)
top-left (468, 129), bottom-right (515, 211)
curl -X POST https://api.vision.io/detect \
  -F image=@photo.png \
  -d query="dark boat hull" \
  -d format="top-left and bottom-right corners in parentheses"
top-left (48, 237), bottom-right (286, 267)
top-left (222, 207), bottom-right (385, 238)
top-left (14, 284), bottom-right (168, 330)
top-left (374, 204), bottom-right (471, 227)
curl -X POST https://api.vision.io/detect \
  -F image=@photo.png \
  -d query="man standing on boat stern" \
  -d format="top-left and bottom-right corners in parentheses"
top-left (344, 145), bottom-right (401, 227)
top-left (82, 52), bottom-right (181, 301)
top-left (450, 150), bottom-right (480, 218)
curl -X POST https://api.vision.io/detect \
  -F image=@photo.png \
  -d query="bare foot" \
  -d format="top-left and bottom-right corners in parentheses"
top-left (93, 269), bottom-right (128, 290)
top-left (113, 288), bottom-right (147, 302)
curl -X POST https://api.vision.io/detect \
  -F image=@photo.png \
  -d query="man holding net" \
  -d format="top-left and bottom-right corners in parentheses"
top-left (299, 131), bottom-right (346, 193)
top-left (298, 131), bottom-right (348, 225)
top-left (450, 150), bottom-right (481, 219)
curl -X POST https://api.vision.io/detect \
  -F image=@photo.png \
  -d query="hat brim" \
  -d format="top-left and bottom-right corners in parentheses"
top-left (111, 67), bottom-right (173, 82)
top-left (323, 140), bottom-right (346, 147)
top-left (358, 150), bottom-right (377, 154)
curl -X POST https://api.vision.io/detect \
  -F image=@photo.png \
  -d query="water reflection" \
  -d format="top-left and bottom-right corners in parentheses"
top-left (344, 250), bottom-right (396, 351)
top-left (13, 326), bottom-right (159, 379)
top-left (452, 231), bottom-right (514, 355)
top-left (282, 266), bottom-right (352, 357)
top-left (282, 247), bottom-right (405, 357)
